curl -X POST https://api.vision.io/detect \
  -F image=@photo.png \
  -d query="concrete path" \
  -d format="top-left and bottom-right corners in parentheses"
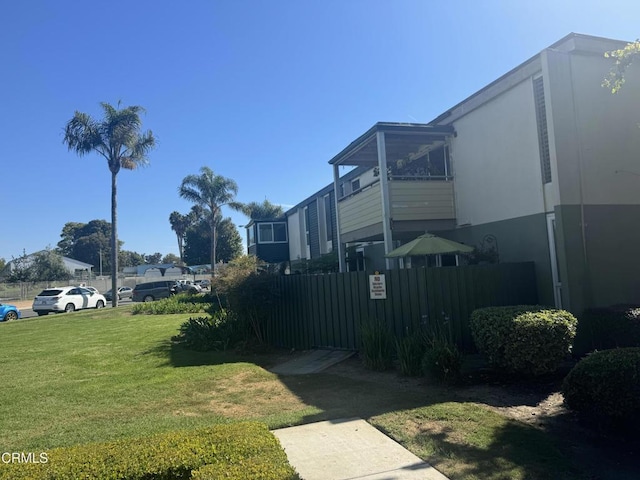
top-left (270, 349), bottom-right (355, 375)
top-left (273, 418), bottom-right (449, 480)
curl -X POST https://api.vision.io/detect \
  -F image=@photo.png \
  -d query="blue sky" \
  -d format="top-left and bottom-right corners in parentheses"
top-left (1, 0), bottom-right (639, 262)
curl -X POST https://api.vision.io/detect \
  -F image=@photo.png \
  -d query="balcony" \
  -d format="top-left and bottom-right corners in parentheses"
top-left (338, 177), bottom-right (455, 243)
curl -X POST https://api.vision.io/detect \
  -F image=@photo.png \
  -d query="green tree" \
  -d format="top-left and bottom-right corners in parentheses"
top-left (169, 211), bottom-right (193, 263)
top-left (31, 249), bottom-right (72, 282)
top-left (603, 40), bottom-right (640, 93)
top-left (239, 199), bottom-right (284, 220)
top-left (63, 102), bottom-right (156, 306)
top-left (144, 252), bottom-right (163, 264)
top-left (162, 253), bottom-right (180, 264)
top-left (7, 250), bottom-right (34, 284)
top-left (119, 250), bottom-right (145, 268)
top-left (56, 222), bottom-right (85, 257)
top-left (178, 167), bottom-right (242, 271)
top-left (184, 217), bottom-right (242, 266)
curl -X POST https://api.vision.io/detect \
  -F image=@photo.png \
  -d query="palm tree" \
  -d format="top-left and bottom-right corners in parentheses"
top-left (178, 167), bottom-right (241, 273)
top-left (63, 102), bottom-right (155, 306)
top-left (240, 199), bottom-right (284, 220)
top-left (169, 211), bottom-right (192, 263)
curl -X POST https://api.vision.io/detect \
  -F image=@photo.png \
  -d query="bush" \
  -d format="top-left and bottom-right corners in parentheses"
top-left (178, 309), bottom-right (243, 351)
top-left (470, 306), bottom-right (577, 376)
top-left (396, 332), bottom-right (426, 376)
top-left (562, 347), bottom-right (640, 422)
top-left (421, 325), bottom-right (463, 383)
top-left (131, 293), bottom-right (213, 315)
top-left (360, 319), bottom-right (394, 371)
top-left (573, 306), bottom-right (640, 357)
top-left (0, 422), bottom-right (298, 480)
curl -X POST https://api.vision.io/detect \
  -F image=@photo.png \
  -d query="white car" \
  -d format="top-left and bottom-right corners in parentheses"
top-left (32, 286), bottom-right (107, 316)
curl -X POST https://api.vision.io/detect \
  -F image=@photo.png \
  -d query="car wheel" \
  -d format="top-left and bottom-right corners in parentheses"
top-left (96, 300), bottom-right (105, 309)
top-left (4, 311), bottom-right (18, 321)
top-left (65, 303), bottom-right (75, 313)
top-left (143, 295), bottom-right (154, 302)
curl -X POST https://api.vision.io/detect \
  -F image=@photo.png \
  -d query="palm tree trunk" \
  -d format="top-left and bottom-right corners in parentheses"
top-left (211, 222), bottom-right (216, 276)
top-left (111, 171), bottom-right (118, 307)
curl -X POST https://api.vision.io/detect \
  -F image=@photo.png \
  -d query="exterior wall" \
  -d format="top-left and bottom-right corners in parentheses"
top-left (450, 77), bottom-right (546, 227)
top-left (442, 213), bottom-right (554, 307)
top-left (339, 181), bottom-right (383, 234)
top-left (308, 201), bottom-right (320, 258)
top-left (542, 43), bottom-right (640, 313)
top-left (287, 211), bottom-right (302, 261)
top-left (389, 181), bottom-right (455, 220)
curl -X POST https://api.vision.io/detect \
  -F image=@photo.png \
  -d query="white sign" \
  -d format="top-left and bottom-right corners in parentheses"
top-left (369, 274), bottom-right (387, 299)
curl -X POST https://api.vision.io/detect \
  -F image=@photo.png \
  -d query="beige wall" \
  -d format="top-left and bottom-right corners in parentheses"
top-left (544, 48), bottom-right (640, 206)
top-left (450, 77), bottom-right (546, 226)
top-left (287, 211), bottom-right (302, 260)
top-left (389, 181), bottom-right (455, 220)
top-left (339, 182), bottom-right (382, 234)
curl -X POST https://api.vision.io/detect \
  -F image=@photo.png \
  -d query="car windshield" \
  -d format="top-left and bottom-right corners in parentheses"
top-left (37, 289), bottom-right (64, 296)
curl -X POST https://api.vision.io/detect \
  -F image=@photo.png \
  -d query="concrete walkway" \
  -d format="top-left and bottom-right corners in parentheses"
top-left (273, 418), bottom-right (449, 480)
top-left (270, 349), bottom-right (355, 375)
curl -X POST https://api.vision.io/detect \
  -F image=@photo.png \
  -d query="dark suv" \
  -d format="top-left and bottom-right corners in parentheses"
top-left (132, 281), bottom-right (177, 302)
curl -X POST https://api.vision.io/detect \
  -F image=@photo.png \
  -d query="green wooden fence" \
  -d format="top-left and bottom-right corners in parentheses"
top-left (266, 262), bottom-right (538, 351)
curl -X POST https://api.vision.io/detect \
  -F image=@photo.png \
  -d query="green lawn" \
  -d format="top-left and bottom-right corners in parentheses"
top-left (0, 307), bottom-right (590, 479)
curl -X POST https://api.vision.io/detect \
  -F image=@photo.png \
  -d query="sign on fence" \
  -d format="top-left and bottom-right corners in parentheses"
top-left (369, 274), bottom-right (387, 299)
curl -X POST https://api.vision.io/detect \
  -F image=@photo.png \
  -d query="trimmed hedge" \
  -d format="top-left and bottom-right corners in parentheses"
top-left (470, 305), bottom-right (577, 376)
top-left (0, 422), bottom-right (298, 480)
top-left (562, 347), bottom-right (640, 421)
top-left (131, 293), bottom-right (214, 315)
top-left (573, 306), bottom-right (640, 357)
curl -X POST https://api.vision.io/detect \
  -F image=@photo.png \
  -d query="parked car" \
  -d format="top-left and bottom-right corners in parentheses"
top-left (104, 286), bottom-right (133, 301)
top-left (32, 287), bottom-right (107, 315)
top-left (175, 280), bottom-right (202, 294)
top-left (132, 281), bottom-right (177, 302)
top-left (194, 279), bottom-right (211, 290)
top-left (0, 303), bottom-right (21, 321)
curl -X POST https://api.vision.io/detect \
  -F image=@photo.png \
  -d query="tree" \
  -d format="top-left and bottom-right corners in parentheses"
top-left (63, 102), bottom-right (156, 306)
top-left (239, 199), bottom-right (284, 220)
top-left (162, 253), bottom-right (180, 264)
top-left (119, 250), bottom-right (145, 268)
top-left (169, 211), bottom-right (193, 263)
top-left (144, 252), bottom-right (163, 264)
top-left (178, 167), bottom-right (241, 271)
top-left (31, 249), bottom-right (72, 282)
top-left (7, 250), bottom-right (35, 284)
top-left (603, 40), bottom-right (640, 93)
top-left (57, 220), bottom-right (118, 272)
top-left (184, 217), bottom-right (243, 266)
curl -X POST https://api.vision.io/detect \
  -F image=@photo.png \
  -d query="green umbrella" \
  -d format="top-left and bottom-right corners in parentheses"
top-left (385, 233), bottom-right (474, 258)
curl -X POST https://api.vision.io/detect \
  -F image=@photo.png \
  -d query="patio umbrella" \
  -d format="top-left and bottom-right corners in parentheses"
top-left (385, 233), bottom-right (474, 258)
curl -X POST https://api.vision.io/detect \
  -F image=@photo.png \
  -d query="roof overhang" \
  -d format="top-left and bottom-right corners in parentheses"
top-left (328, 122), bottom-right (455, 167)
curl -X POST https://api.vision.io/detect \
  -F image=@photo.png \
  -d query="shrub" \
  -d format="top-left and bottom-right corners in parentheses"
top-left (131, 293), bottom-right (213, 315)
top-left (562, 347), bottom-right (640, 422)
top-left (360, 318), bottom-right (394, 371)
top-left (396, 332), bottom-right (426, 376)
top-left (573, 306), bottom-right (640, 357)
top-left (0, 422), bottom-right (298, 480)
top-left (213, 256), bottom-right (279, 345)
top-left (421, 323), bottom-right (463, 383)
top-left (178, 309), bottom-right (242, 351)
top-left (470, 306), bottom-right (577, 376)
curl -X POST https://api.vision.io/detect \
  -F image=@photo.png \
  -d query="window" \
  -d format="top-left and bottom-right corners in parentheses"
top-left (248, 225), bottom-right (256, 246)
top-left (257, 222), bottom-right (287, 243)
top-left (533, 76), bottom-right (552, 184)
top-left (351, 179), bottom-right (360, 191)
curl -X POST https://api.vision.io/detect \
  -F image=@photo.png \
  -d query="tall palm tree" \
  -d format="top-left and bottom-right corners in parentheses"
top-left (169, 211), bottom-right (191, 263)
top-left (179, 167), bottom-right (241, 273)
top-left (63, 102), bottom-right (155, 306)
top-left (240, 199), bottom-right (284, 220)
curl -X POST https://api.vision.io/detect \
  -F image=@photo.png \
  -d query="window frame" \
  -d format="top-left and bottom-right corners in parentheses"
top-left (257, 222), bottom-right (288, 244)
